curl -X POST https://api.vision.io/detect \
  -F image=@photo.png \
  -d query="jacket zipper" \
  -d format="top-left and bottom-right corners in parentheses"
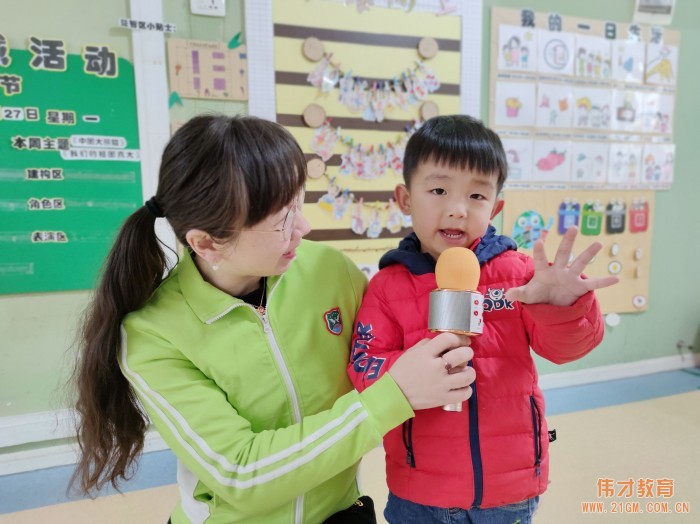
top-left (529, 396), bottom-right (542, 477)
top-left (402, 419), bottom-right (416, 468)
top-left (260, 309), bottom-right (305, 524)
top-left (206, 278), bottom-right (305, 524)
top-left (468, 362), bottom-right (484, 509)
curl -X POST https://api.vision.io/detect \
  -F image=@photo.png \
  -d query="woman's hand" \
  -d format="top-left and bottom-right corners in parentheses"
top-left (505, 226), bottom-right (619, 307)
top-left (388, 332), bottom-right (475, 410)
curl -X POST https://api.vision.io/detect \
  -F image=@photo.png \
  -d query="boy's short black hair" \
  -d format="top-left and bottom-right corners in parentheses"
top-left (403, 115), bottom-right (508, 192)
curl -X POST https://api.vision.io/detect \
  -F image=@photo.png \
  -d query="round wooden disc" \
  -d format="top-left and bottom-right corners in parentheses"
top-left (307, 158), bottom-right (326, 179)
top-left (302, 104), bottom-right (326, 128)
top-left (420, 101), bottom-right (439, 121)
top-left (418, 37), bottom-right (439, 59)
top-left (302, 37), bottom-right (325, 61)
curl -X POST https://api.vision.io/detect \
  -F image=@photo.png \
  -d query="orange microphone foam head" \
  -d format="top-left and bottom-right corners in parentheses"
top-left (435, 247), bottom-right (480, 291)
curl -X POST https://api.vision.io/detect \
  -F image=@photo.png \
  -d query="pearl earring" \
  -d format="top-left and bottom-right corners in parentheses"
top-left (212, 263), bottom-right (220, 271)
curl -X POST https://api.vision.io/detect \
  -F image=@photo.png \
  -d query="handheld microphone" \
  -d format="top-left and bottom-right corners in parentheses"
top-left (429, 247), bottom-right (483, 412)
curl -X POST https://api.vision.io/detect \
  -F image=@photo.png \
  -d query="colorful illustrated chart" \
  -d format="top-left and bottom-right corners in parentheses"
top-left (504, 190), bottom-right (654, 314)
top-left (167, 39), bottom-right (248, 101)
top-left (0, 42), bottom-right (142, 294)
top-left (490, 7), bottom-right (679, 191)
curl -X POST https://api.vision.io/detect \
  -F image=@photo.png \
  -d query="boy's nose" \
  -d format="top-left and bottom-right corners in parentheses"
top-left (448, 202), bottom-right (468, 218)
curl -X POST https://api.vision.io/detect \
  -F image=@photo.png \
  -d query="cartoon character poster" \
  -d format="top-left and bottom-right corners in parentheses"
top-left (573, 87), bottom-right (612, 130)
top-left (611, 89), bottom-right (643, 132)
top-left (572, 142), bottom-right (608, 185)
top-left (501, 138), bottom-right (533, 183)
top-left (537, 29), bottom-right (574, 76)
top-left (535, 83), bottom-right (573, 128)
top-left (494, 82), bottom-right (536, 127)
top-left (645, 44), bottom-right (678, 86)
top-left (641, 143), bottom-right (675, 186)
top-left (574, 34), bottom-right (612, 80)
top-left (608, 143), bottom-right (643, 186)
top-left (497, 25), bottom-right (537, 72)
top-left (611, 40), bottom-right (645, 84)
top-left (532, 140), bottom-right (571, 182)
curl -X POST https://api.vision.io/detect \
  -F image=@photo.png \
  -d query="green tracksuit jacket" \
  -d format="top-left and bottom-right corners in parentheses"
top-left (120, 240), bottom-right (413, 523)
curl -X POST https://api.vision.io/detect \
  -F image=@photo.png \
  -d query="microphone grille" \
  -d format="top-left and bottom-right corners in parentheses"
top-left (435, 247), bottom-right (480, 291)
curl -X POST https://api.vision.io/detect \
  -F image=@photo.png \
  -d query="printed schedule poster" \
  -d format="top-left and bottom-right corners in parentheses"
top-left (0, 45), bottom-right (142, 294)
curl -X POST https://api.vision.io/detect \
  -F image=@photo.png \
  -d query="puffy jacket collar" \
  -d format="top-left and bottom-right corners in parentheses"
top-left (379, 225), bottom-right (517, 275)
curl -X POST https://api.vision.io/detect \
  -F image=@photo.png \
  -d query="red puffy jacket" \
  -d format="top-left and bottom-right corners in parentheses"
top-left (348, 230), bottom-right (604, 509)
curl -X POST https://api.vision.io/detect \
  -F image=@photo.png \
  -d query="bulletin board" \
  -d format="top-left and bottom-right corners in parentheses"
top-left (271, 0), bottom-right (463, 273)
top-left (490, 7), bottom-right (679, 313)
top-left (502, 190), bottom-right (654, 314)
top-left (0, 46), bottom-right (142, 294)
top-left (489, 7), bottom-right (679, 191)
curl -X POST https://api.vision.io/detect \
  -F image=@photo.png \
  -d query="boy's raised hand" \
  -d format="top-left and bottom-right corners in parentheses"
top-left (505, 226), bottom-right (619, 307)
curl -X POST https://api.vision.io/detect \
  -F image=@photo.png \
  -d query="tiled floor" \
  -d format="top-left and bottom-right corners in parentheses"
top-left (2, 368), bottom-right (699, 523)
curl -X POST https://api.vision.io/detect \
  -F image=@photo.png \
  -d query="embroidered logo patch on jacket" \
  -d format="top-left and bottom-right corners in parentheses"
top-left (483, 288), bottom-right (515, 312)
top-left (324, 307), bottom-right (343, 335)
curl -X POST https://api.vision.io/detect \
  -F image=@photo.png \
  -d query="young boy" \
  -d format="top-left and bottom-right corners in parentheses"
top-left (347, 115), bottom-right (618, 523)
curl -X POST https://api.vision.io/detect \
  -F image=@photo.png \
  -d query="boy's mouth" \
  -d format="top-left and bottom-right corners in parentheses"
top-left (440, 229), bottom-right (465, 240)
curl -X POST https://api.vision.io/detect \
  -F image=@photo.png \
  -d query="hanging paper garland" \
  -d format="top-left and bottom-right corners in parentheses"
top-left (315, 173), bottom-right (413, 239)
top-left (307, 55), bottom-right (440, 122)
top-left (310, 119), bottom-right (422, 180)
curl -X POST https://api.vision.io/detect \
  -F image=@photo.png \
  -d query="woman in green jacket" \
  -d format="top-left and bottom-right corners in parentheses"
top-left (72, 115), bottom-right (474, 523)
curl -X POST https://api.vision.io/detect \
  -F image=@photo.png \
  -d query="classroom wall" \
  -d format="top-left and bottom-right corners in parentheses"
top-left (0, 0), bottom-right (698, 430)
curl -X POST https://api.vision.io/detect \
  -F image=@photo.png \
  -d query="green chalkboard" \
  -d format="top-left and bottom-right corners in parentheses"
top-left (0, 49), bottom-right (142, 294)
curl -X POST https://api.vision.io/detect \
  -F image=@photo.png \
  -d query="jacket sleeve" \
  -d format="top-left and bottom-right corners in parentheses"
top-left (120, 323), bottom-right (413, 517)
top-left (519, 258), bottom-right (605, 364)
top-left (347, 273), bottom-right (406, 392)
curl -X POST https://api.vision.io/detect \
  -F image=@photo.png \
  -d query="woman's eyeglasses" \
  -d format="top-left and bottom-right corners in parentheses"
top-left (232, 190), bottom-right (305, 241)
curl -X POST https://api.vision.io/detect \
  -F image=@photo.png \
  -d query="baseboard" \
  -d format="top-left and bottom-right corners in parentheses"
top-left (539, 352), bottom-right (700, 390)
top-left (0, 431), bottom-right (169, 476)
top-left (2, 353), bottom-right (698, 476)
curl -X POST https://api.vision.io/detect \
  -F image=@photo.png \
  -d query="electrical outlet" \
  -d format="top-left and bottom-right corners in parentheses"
top-left (190, 0), bottom-right (226, 17)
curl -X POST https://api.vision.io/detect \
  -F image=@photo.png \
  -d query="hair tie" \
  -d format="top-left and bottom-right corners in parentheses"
top-left (144, 196), bottom-right (165, 218)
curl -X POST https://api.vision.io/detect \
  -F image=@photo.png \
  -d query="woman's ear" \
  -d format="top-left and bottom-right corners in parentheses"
top-left (185, 230), bottom-right (220, 265)
top-left (394, 184), bottom-right (411, 215)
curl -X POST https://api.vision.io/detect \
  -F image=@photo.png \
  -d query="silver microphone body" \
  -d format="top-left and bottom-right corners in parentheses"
top-left (428, 288), bottom-right (484, 412)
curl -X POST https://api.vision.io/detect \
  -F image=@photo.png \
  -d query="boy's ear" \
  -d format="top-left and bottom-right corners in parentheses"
top-left (490, 198), bottom-right (505, 219)
top-left (185, 229), bottom-right (220, 264)
top-left (394, 184), bottom-right (411, 215)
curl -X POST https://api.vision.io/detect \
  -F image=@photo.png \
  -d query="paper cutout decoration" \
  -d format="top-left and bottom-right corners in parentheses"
top-left (228, 32), bottom-right (243, 49)
top-left (169, 91), bottom-right (183, 108)
top-left (511, 210), bottom-right (552, 249)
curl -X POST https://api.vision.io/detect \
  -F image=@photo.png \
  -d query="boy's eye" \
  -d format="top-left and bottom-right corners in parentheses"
top-left (430, 188), bottom-right (446, 195)
top-left (470, 194), bottom-right (486, 200)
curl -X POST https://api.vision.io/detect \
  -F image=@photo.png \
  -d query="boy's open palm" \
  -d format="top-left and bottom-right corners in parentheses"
top-left (505, 226), bottom-right (619, 307)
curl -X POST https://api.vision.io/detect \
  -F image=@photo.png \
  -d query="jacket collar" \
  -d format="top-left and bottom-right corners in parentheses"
top-left (379, 225), bottom-right (517, 275)
top-left (176, 249), bottom-right (281, 324)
